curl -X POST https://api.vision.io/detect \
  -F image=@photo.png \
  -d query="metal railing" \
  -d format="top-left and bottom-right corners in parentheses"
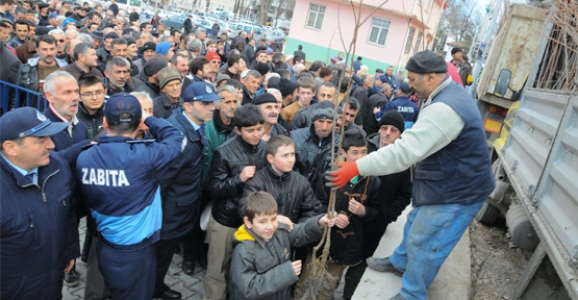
top-left (0, 80), bottom-right (48, 115)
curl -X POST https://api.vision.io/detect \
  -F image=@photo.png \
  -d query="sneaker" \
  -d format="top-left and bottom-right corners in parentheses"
top-left (63, 270), bottom-right (80, 287)
top-left (366, 257), bottom-right (404, 277)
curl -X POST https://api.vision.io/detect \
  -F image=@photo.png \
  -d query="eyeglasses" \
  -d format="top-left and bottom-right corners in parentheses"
top-left (80, 90), bottom-right (104, 98)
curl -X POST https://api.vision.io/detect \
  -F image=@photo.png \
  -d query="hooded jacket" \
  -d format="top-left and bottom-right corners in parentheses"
top-left (16, 56), bottom-right (68, 91)
top-left (290, 125), bottom-right (339, 207)
top-left (229, 215), bottom-right (323, 300)
top-left (239, 166), bottom-right (324, 223)
top-left (209, 135), bottom-right (267, 228)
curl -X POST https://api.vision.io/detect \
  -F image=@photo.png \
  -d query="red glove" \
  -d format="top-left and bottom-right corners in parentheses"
top-left (330, 161), bottom-right (359, 189)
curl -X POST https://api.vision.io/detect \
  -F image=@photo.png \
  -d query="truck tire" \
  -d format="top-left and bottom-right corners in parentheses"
top-left (476, 201), bottom-right (501, 225)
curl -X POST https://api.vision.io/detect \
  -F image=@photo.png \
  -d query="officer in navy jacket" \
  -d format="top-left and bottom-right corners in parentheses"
top-left (154, 82), bottom-right (222, 300)
top-left (76, 93), bottom-right (184, 299)
top-left (0, 107), bottom-right (83, 299)
top-left (383, 82), bottom-right (420, 129)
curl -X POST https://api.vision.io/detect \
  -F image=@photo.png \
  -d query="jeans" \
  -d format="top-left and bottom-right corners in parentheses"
top-left (389, 200), bottom-right (484, 300)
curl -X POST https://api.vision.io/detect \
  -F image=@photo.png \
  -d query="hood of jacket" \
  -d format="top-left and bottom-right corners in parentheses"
top-left (367, 132), bottom-right (380, 149)
top-left (234, 224), bottom-right (255, 243)
top-left (27, 56), bottom-right (68, 68)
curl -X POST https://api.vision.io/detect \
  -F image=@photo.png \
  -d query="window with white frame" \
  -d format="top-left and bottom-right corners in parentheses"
top-left (413, 31), bottom-right (423, 53)
top-left (404, 27), bottom-right (415, 53)
top-left (306, 3), bottom-right (326, 30)
top-left (368, 17), bottom-right (391, 46)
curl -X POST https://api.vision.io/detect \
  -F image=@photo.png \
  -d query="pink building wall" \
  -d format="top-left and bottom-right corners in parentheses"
top-left (288, 0), bottom-right (443, 70)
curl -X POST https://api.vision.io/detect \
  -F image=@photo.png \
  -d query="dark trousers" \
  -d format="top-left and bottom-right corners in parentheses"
top-left (97, 238), bottom-right (156, 299)
top-left (182, 225), bottom-right (207, 263)
top-left (155, 238), bottom-right (181, 293)
top-left (343, 261), bottom-right (367, 299)
top-left (84, 237), bottom-right (111, 300)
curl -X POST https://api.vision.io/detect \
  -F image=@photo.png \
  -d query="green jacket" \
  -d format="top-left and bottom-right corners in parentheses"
top-left (203, 112), bottom-right (234, 187)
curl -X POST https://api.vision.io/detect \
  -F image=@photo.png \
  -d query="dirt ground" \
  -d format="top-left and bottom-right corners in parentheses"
top-left (469, 216), bottom-right (533, 300)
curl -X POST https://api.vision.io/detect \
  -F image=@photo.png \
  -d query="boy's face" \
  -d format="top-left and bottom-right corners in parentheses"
top-left (298, 87), bottom-right (315, 106)
top-left (244, 213), bottom-right (278, 241)
top-left (236, 124), bottom-right (264, 146)
top-left (340, 146), bottom-right (368, 162)
top-left (267, 144), bottom-right (295, 174)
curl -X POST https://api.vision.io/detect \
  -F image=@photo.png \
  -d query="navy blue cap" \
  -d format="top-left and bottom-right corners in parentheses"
top-left (104, 94), bottom-right (142, 124)
top-left (399, 82), bottom-right (412, 94)
top-left (0, 107), bottom-right (68, 142)
top-left (183, 82), bottom-right (223, 102)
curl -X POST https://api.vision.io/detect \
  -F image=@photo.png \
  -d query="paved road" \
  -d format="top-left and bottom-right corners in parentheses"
top-left (62, 218), bottom-right (207, 300)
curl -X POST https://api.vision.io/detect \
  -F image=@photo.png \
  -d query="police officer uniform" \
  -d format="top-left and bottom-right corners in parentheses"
top-left (76, 94), bottom-right (184, 299)
top-left (0, 107), bottom-right (83, 299)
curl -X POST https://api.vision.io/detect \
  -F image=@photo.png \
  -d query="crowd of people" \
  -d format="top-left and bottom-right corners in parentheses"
top-left (0, 0), bottom-right (493, 299)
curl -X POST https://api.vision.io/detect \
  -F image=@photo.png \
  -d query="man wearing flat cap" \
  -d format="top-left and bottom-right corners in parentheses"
top-left (330, 50), bottom-right (495, 300)
top-left (77, 93), bottom-right (185, 299)
top-left (154, 82), bottom-right (222, 300)
top-left (0, 107), bottom-right (84, 299)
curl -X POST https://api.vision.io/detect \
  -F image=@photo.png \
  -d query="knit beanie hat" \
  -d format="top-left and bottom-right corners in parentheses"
top-left (379, 110), bottom-right (405, 133)
top-left (155, 42), bottom-right (172, 56)
top-left (267, 77), bottom-right (280, 89)
top-left (158, 67), bottom-right (182, 90)
top-left (144, 56), bottom-right (168, 77)
top-left (312, 101), bottom-right (335, 122)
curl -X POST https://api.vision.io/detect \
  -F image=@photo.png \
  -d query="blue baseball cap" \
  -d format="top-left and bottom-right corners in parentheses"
top-left (0, 107), bottom-right (68, 142)
top-left (48, 12), bottom-right (58, 19)
top-left (104, 94), bottom-right (142, 124)
top-left (183, 82), bottom-right (223, 102)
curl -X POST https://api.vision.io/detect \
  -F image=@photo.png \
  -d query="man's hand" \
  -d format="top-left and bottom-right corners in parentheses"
top-left (64, 259), bottom-right (74, 272)
top-left (329, 161), bottom-right (359, 189)
top-left (373, 106), bottom-right (381, 115)
top-left (239, 166), bottom-right (256, 182)
top-left (318, 213), bottom-right (336, 228)
top-left (348, 198), bottom-right (366, 216)
top-left (292, 260), bottom-right (302, 276)
top-left (335, 213), bottom-right (350, 229)
top-left (277, 215), bottom-right (294, 232)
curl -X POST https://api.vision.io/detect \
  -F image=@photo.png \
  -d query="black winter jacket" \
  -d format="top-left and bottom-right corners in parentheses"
top-left (159, 109), bottom-right (205, 240)
top-left (364, 133), bottom-right (412, 258)
top-left (209, 135), bottom-right (267, 228)
top-left (239, 166), bottom-right (324, 223)
top-left (330, 175), bottom-right (381, 265)
top-left (77, 102), bottom-right (104, 141)
top-left (290, 125), bottom-right (339, 207)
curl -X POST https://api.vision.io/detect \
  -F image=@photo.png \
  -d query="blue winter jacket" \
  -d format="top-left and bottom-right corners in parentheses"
top-left (1, 144), bottom-right (83, 299)
top-left (76, 117), bottom-right (184, 246)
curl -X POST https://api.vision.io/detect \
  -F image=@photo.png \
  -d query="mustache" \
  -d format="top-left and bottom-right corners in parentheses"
top-left (268, 113), bottom-right (278, 118)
